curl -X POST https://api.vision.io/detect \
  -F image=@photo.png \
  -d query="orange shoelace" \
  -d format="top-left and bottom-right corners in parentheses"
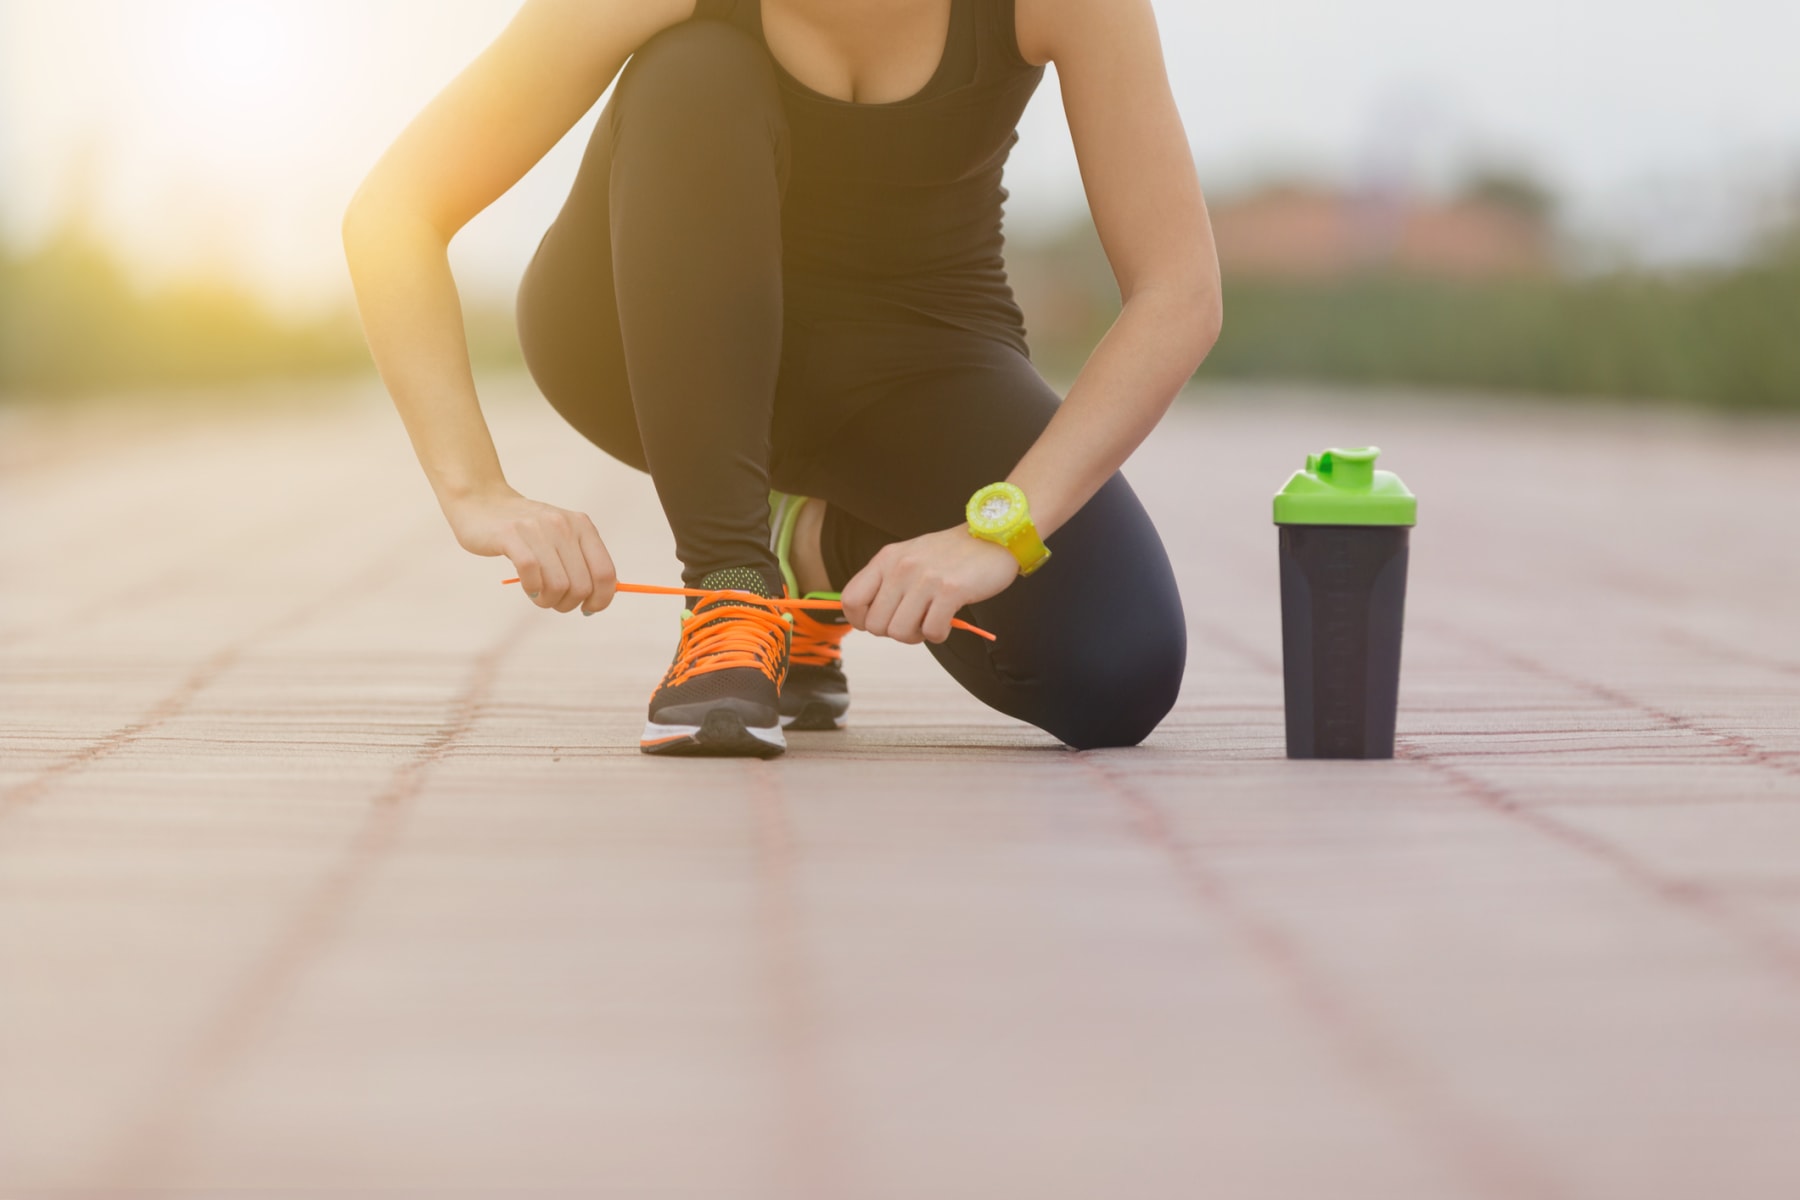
top-left (501, 580), bottom-right (997, 642)
top-left (662, 596), bottom-right (793, 687)
top-left (789, 607), bottom-right (848, 668)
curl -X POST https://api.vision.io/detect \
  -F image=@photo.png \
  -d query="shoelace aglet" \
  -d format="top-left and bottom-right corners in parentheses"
top-left (500, 578), bottom-right (997, 642)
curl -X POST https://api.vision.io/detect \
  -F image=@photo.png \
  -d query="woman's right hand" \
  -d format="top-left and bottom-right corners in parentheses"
top-left (442, 486), bottom-right (618, 615)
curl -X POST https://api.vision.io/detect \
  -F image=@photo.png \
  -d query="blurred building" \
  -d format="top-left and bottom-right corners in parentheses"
top-left (1209, 184), bottom-right (1556, 281)
top-left (1007, 175), bottom-right (1562, 372)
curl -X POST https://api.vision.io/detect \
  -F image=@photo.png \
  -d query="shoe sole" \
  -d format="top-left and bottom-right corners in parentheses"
top-left (641, 709), bottom-right (786, 758)
top-left (780, 701), bottom-right (848, 732)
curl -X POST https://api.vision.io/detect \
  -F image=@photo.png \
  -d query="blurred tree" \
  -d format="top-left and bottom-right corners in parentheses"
top-left (1005, 204), bottom-right (1800, 411)
top-left (1459, 167), bottom-right (1558, 223)
top-left (4, 203), bottom-right (1796, 411)
top-left (0, 222), bottom-right (369, 396)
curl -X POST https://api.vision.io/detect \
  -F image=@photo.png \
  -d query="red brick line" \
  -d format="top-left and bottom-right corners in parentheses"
top-left (89, 613), bottom-right (534, 1192)
top-left (1084, 759), bottom-right (1568, 1200)
top-left (0, 643), bottom-right (243, 812)
top-left (0, 528), bottom-right (422, 816)
top-left (1200, 609), bottom-right (1800, 988)
top-left (1208, 442), bottom-right (1800, 985)
top-left (1398, 743), bottom-right (1800, 988)
top-left (749, 768), bottom-right (848, 1200)
top-left (1404, 744), bottom-right (1744, 764)
top-left (1421, 620), bottom-right (1800, 782)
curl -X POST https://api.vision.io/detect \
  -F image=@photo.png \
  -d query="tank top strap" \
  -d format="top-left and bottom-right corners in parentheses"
top-left (979, 0), bottom-right (1035, 72)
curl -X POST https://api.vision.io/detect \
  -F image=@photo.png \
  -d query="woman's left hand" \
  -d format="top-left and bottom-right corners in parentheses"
top-left (840, 526), bottom-right (1021, 645)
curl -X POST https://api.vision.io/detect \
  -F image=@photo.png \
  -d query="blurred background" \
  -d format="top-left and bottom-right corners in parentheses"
top-left (2, 0), bottom-right (1798, 408)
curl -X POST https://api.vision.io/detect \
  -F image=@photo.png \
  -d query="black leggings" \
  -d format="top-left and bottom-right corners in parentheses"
top-left (517, 21), bottom-right (1186, 748)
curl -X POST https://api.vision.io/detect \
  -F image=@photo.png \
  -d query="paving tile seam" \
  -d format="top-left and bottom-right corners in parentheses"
top-left (70, 733), bottom-right (502, 753)
top-left (82, 613), bottom-right (535, 1193)
top-left (1417, 746), bottom-right (1750, 763)
top-left (1418, 620), bottom-right (1800, 782)
top-left (0, 646), bottom-right (249, 815)
top-left (1082, 758), bottom-right (1570, 1200)
top-left (0, 524), bottom-right (430, 820)
top-left (1208, 539), bottom-right (1793, 766)
top-left (1397, 743), bottom-right (1800, 990)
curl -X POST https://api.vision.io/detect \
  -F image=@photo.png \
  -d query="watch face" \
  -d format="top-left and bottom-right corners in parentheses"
top-left (978, 494), bottom-right (1016, 525)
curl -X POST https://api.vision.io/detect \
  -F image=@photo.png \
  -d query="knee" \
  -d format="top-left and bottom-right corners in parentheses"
top-left (615, 21), bottom-right (780, 132)
top-left (1043, 617), bottom-right (1187, 752)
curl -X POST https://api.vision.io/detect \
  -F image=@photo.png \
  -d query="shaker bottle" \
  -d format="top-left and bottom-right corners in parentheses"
top-left (1273, 447), bottom-right (1417, 759)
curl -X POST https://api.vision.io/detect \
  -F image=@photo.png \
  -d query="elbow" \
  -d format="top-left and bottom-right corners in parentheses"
top-left (1189, 289), bottom-right (1223, 366)
top-left (1176, 244), bottom-right (1225, 366)
top-left (1129, 273), bottom-right (1223, 371)
top-left (1172, 283), bottom-right (1222, 372)
top-left (341, 178), bottom-right (442, 275)
top-left (341, 183), bottom-right (380, 269)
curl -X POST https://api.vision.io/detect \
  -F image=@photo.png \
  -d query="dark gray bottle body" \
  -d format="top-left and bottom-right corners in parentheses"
top-left (1277, 525), bottom-right (1410, 759)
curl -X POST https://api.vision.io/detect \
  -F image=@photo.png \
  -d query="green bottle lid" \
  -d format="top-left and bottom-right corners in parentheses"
top-left (1273, 447), bottom-right (1417, 527)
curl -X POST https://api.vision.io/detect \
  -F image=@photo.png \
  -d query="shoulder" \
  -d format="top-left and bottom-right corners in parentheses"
top-left (1012, 0), bottom-right (1158, 68)
top-left (523, 0), bottom-right (698, 47)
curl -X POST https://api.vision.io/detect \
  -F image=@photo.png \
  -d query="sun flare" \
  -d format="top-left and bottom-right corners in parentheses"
top-left (135, 1), bottom-right (318, 165)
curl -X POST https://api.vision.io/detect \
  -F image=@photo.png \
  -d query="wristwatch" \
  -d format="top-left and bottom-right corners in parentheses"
top-left (966, 482), bottom-right (1052, 576)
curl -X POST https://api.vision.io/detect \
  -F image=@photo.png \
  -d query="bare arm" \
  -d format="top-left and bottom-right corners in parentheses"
top-left (342, 0), bottom-right (692, 613)
top-left (1009, 0), bottom-right (1220, 535)
top-left (843, 0), bottom-right (1219, 644)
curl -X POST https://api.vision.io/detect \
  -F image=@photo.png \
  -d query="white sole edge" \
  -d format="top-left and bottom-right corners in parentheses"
top-left (641, 720), bottom-right (787, 750)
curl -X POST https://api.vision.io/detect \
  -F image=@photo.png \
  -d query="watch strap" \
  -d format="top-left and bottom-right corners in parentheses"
top-left (1003, 525), bottom-right (1051, 576)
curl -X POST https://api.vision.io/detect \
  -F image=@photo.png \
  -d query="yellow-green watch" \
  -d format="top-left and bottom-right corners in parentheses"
top-left (966, 482), bottom-right (1051, 576)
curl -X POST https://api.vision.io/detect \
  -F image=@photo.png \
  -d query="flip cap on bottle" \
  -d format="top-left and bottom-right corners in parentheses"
top-left (1273, 447), bottom-right (1417, 526)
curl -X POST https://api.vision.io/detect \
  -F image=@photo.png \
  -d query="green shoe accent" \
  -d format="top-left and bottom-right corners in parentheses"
top-left (768, 489), bottom-right (811, 596)
top-left (1273, 447), bottom-right (1417, 527)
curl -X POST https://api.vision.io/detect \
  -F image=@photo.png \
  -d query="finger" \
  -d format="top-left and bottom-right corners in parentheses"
top-left (501, 530), bottom-right (544, 602)
top-left (886, 584), bottom-right (934, 646)
top-left (543, 514), bottom-right (591, 613)
top-left (863, 573), bottom-right (907, 640)
top-left (921, 594), bottom-right (961, 645)
top-left (551, 538), bottom-right (590, 613)
top-left (520, 526), bottom-right (569, 609)
top-left (574, 514), bottom-right (617, 614)
top-left (840, 563), bottom-right (881, 629)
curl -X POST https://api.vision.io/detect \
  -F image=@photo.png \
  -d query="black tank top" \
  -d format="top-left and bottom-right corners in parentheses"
top-left (692, 0), bottom-right (1045, 353)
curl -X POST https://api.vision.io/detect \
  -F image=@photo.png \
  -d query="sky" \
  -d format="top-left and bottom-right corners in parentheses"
top-left (3, 0), bottom-right (1798, 308)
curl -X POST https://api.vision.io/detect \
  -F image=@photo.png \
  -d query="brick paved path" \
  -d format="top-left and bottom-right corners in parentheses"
top-left (3, 380), bottom-right (1799, 1198)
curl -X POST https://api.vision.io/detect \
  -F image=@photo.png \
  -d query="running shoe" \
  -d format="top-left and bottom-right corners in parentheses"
top-left (641, 567), bottom-right (792, 758)
top-left (770, 491), bottom-right (852, 731)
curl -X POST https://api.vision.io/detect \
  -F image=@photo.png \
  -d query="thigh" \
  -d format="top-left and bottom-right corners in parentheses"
top-left (519, 38), bottom-right (805, 479)
top-left (516, 98), bottom-right (646, 470)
